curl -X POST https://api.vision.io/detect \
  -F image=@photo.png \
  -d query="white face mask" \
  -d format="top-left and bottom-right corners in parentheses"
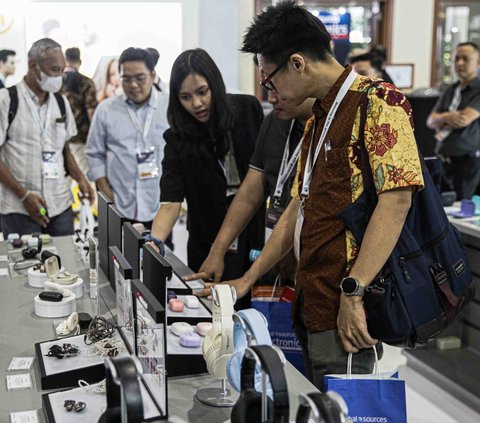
top-left (37, 69), bottom-right (63, 93)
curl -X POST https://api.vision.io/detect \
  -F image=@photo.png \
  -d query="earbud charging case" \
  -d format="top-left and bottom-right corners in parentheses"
top-left (34, 292), bottom-right (77, 318)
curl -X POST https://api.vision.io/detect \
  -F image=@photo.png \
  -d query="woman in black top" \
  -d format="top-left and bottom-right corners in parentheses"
top-left (151, 49), bottom-right (264, 293)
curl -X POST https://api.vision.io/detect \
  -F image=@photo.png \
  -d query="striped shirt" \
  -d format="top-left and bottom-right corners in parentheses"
top-left (0, 80), bottom-right (77, 217)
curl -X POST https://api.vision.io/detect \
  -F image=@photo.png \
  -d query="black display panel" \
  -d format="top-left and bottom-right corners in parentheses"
top-left (97, 191), bottom-right (112, 281)
top-left (142, 244), bottom-right (172, 305)
top-left (123, 222), bottom-right (145, 281)
top-left (107, 204), bottom-right (127, 289)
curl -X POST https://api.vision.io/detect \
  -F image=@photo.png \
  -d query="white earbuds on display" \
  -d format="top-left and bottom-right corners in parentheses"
top-left (55, 312), bottom-right (79, 336)
top-left (171, 322), bottom-right (194, 337)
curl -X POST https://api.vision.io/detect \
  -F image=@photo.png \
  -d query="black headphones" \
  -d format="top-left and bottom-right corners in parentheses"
top-left (21, 236), bottom-right (42, 259)
top-left (99, 356), bottom-right (144, 423)
top-left (231, 345), bottom-right (289, 423)
top-left (296, 392), bottom-right (348, 423)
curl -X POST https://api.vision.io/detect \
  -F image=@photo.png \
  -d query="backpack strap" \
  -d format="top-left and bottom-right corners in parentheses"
top-left (53, 92), bottom-right (66, 119)
top-left (53, 93), bottom-right (71, 176)
top-left (6, 85), bottom-right (19, 141)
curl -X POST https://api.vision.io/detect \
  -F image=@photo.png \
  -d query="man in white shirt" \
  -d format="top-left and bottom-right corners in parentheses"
top-left (0, 49), bottom-right (15, 89)
top-left (86, 47), bottom-right (169, 227)
top-left (0, 38), bottom-right (93, 237)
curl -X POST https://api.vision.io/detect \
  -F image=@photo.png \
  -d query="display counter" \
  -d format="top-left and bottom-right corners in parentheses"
top-left (0, 236), bottom-right (318, 422)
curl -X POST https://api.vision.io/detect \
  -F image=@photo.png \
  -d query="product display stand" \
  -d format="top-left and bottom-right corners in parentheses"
top-left (196, 378), bottom-right (238, 407)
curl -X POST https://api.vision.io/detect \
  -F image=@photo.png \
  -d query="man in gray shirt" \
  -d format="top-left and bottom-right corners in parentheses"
top-left (86, 47), bottom-right (169, 225)
top-left (428, 42), bottom-right (480, 199)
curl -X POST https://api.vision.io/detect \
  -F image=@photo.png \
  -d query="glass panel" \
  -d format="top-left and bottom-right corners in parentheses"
top-left (437, 2), bottom-right (480, 87)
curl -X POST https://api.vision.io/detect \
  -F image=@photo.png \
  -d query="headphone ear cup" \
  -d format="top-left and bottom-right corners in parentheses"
top-left (226, 350), bottom-right (244, 392)
top-left (295, 403), bottom-right (311, 423)
top-left (231, 390), bottom-right (273, 423)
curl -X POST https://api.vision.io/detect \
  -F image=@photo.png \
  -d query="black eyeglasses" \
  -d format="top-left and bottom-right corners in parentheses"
top-left (260, 62), bottom-right (284, 92)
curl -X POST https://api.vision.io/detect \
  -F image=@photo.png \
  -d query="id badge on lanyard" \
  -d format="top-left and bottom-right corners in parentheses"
top-left (137, 146), bottom-right (159, 180)
top-left (42, 151), bottom-right (59, 179)
top-left (265, 201), bottom-right (284, 242)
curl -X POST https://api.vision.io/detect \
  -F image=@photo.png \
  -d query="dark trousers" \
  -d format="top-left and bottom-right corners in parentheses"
top-left (293, 294), bottom-right (382, 392)
top-left (442, 155), bottom-right (480, 200)
top-left (1, 208), bottom-right (74, 238)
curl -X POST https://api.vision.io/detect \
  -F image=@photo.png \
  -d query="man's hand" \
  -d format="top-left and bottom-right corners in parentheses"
top-left (337, 294), bottom-right (377, 353)
top-left (23, 192), bottom-right (49, 228)
top-left (192, 276), bottom-right (252, 300)
top-left (184, 252), bottom-right (225, 284)
top-left (78, 177), bottom-right (94, 202)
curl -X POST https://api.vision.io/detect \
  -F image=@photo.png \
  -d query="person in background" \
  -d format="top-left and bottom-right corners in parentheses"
top-left (0, 38), bottom-right (92, 237)
top-left (146, 47), bottom-right (168, 93)
top-left (0, 49), bottom-right (16, 88)
top-left (86, 47), bottom-right (169, 229)
top-left (427, 41), bottom-right (480, 199)
top-left (63, 47), bottom-right (98, 176)
top-left (97, 58), bottom-right (121, 102)
top-left (150, 48), bottom-right (264, 308)
top-left (350, 52), bottom-right (382, 78)
top-left (369, 45), bottom-right (394, 84)
top-left (185, 89), bottom-right (314, 286)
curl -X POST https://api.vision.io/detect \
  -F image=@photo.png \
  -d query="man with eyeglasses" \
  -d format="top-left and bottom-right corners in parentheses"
top-left (198, 1), bottom-right (425, 391)
top-left (86, 47), bottom-right (169, 229)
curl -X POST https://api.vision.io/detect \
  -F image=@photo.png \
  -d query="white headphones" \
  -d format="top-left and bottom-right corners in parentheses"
top-left (202, 284), bottom-right (236, 379)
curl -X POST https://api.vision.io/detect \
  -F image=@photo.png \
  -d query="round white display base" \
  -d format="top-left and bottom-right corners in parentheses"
top-left (196, 380), bottom-right (238, 407)
top-left (27, 268), bottom-right (48, 288)
top-left (27, 267), bottom-right (66, 288)
top-left (34, 293), bottom-right (77, 318)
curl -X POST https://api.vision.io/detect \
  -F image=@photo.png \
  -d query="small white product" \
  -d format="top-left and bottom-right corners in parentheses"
top-left (196, 322), bottom-right (213, 336)
top-left (171, 322), bottom-right (193, 337)
top-left (184, 295), bottom-right (199, 309)
top-left (55, 312), bottom-right (79, 336)
top-left (44, 281), bottom-right (73, 297)
top-left (45, 256), bottom-right (78, 285)
top-left (7, 233), bottom-right (19, 243)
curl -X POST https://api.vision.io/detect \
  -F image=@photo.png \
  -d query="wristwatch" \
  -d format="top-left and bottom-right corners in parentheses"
top-left (144, 233), bottom-right (165, 256)
top-left (340, 276), bottom-right (366, 297)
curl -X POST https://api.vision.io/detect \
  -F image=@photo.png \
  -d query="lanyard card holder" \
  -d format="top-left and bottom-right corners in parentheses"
top-left (137, 146), bottom-right (159, 180)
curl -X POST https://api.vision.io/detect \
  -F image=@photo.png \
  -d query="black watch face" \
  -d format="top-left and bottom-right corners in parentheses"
top-left (342, 277), bottom-right (357, 294)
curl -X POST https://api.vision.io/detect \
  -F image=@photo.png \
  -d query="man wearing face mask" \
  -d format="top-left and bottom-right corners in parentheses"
top-left (0, 38), bottom-right (93, 237)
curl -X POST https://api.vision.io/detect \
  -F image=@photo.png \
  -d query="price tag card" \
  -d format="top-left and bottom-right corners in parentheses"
top-left (0, 268), bottom-right (9, 277)
top-left (7, 357), bottom-right (35, 372)
top-left (6, 373), bottom-right (32, 391)
top-left (0, 255), bottom-right (8, 262)
top-left (10, 410), bottom-right (38, 423)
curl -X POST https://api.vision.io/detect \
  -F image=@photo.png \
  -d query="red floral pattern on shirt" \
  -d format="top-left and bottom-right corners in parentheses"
top-left (365, 123), bottom-right (398, 156)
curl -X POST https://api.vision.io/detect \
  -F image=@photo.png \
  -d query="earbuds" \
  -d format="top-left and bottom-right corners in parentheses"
top-left (22, 235), bottom-right (42, 259)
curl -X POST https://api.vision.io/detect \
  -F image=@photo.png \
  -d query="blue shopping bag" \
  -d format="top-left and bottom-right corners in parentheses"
top-left (251, 299), bottom-right (306, 375)
top-left (325, 348), bottom-right (407, 423)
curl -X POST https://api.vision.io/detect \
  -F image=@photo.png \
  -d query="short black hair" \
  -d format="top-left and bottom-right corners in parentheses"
top-left (457, 41), bottom-right (480, 54)
top-left (118, 47), bottom-right (155, 72)
top-left (0, 49), bottom-right (16, 63)
top-left (241, 0), bottom-right (332, 67)
top-left (350, 52), bottom-right (382, 72)
top-left (168, 48), bottom-right (233, 158)
top-left (65, 47), bottom-right (80, 62)
top-left (146, 47), bottom-right (160, 67)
